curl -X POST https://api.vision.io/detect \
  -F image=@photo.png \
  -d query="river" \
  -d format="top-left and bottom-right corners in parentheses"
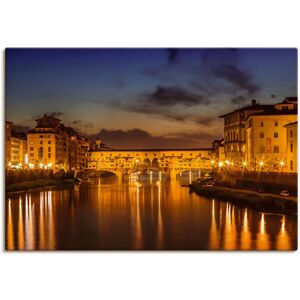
top-left (5, 177), bottom-right (297, 250)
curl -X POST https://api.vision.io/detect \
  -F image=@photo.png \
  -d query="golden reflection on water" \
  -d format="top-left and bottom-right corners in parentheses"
top-left (5, 178), bottom-right (297, 250)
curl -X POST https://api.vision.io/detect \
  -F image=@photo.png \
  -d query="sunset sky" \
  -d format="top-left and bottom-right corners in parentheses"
top-left (6, 48), bottom-right (297, 149)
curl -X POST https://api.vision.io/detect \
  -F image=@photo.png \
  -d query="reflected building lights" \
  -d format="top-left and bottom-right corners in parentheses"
top-left (156, 182), bottom-right (164, 249)
top-left (133, 182), bottom-right (143, 249)
top-left (6, 199), bottom-right (14, 250)
top-left (256, 213), bottom-right (270, 250)
top-left (209, 199), bottom-right (219, 249)
top-left (18, 197), bottom-right (25, 250)
top-left (240, 209), bottom-right (251, 250)
top-left (276, 215), bottom-right (291, 250)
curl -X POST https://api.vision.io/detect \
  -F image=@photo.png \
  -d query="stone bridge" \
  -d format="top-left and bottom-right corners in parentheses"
top-left (87, 148), bottom-right (212, 181)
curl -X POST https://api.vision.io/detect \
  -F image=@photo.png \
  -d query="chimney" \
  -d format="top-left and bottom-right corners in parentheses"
top-left (251, 99), bottom-right (257, 105)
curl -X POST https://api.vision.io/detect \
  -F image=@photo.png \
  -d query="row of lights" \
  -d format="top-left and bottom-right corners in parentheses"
top-left (211, 159), bottom-right (285, 168)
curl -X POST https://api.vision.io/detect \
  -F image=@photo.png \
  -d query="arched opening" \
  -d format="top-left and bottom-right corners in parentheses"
top-left (152, 158), bottom-right (159, 168)
top-left (85, 170), bottom-right (118, 179)
top-left (143, 158), bottom-right (151, 168)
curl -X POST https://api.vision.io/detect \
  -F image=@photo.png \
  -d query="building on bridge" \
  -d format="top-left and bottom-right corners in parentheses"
top-left (87, 148), bottom-right (213, 180)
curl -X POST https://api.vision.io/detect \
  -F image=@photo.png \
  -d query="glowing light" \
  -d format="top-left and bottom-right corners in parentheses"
top-left (280, 161), bottom-right (285, 167)
top-left (211, 160), bottom-right (215, 165)
top-left (218, 162), bottom-right (223, 167)
top-left (47, 162), bottom-right (52, 168)
top-left (29, 163), bottom-right (34, 169)
top-left (25, 153), bottom-right (28, 164)
top-left (259, 161), bottom-right (264, 167)
top-left (225, 160), bottom-right (230, 165)
top-left (242, 161), bottom-right (247, 166)
top-left (39, 163), bottom-right (44, 168)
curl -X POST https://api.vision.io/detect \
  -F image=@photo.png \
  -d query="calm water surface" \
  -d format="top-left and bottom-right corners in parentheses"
top-left (6, 178), bottom-right (297, 250)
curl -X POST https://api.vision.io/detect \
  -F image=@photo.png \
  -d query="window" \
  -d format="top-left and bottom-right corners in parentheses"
top-left (290, 129), bottom-right (293, 138)
top-left (30, 153), bottom-right (34, 157)
top-left (30, 147), bottom-right (34, 151)
top-left (275, 121), bottom-right (278, 127)
top-left (274, 132), bottom-right (278, 138)
top-left (39, 135), bottom-right (43, 138)
top-left (260, 132), bottom-right (264, 138)
top-left (40, 141), bottom-right (43, 145)
top-left (260, 122), bottom-right (264, 127)
top-left (290, 160), bottom-right (294, 171)
top-left (48, 147), bottom-right (51, 152)
top-left (38, 147), bottom-right (43, 160)
top-left (290, 143), bottom-right (293, 152)
top-left (48, 141), bottom-right (51, 144)
top-left (273, 145), bottom-right (279, 153)
top-left (48, 153), bottom-right (51, 158)
top-left (259, 146), bottom-right (265, 153)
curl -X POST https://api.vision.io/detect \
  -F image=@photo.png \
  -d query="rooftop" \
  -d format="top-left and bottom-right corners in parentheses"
top-left (245, 109), bottom-right (298, 120)
top-left (89, 148), bottom-right (212, 152)
top-left (219, 100), bottom-right (274, 118)
top-left (284, 121), bottom-right (298, 127)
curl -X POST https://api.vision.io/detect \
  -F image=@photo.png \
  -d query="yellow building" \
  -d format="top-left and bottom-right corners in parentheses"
top-left (10, 133), bottom-right (27, 165)
top-left (219, 99), bottom-right (274, 166)
top-left (5, 121), bottom-right (13, 167)
top-left (27, 114), bottom-right (69, 170)
top-left (245, 106), bottom-right (297, 172)
top-left (285, 121), bottom-right (297, 173)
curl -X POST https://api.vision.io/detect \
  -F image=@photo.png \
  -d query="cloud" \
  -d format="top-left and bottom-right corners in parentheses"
top-left (200, 49), bottom-right (260, 104)
top-left (270, 93), bottom-right (277, 99)
top-left (231, 95), bottom-right (247, 105)
top-left (49, 111), bottom-right (65, 117)
top-left (90, 128), bottom-right (219, 149)
top-left (147, 85), bottom-right (210, 106)
top-left (213, 64), bottom-right (259, 96)
top-left (167, 48), bottom-right (178, 63)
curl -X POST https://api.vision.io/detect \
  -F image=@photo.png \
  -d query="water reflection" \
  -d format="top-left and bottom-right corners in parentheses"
top-left (5, 178), bottom-right (297, 250)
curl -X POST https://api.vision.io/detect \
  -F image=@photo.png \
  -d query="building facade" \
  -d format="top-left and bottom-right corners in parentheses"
top-left (285, 122), bottom-right (297, 173)
top-left (245, 106), bottom-right (297, 172)
top-left (5, 121), bottom-right (13, 167)
top-left (219, 99), bottom-right (274, 166)
top-left (211, 139), bottom-right (225, 163)
top-left (27, 114), bottom-right (69, 170)
top-left (10, 132), bottom-right (27, 165)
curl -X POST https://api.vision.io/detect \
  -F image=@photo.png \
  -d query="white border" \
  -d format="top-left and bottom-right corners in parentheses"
top-left (0, 1), bottom-right (299, 300)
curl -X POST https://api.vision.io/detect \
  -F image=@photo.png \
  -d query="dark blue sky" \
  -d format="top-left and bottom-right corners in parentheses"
top-left (5, 48), bottom-right (297, 148)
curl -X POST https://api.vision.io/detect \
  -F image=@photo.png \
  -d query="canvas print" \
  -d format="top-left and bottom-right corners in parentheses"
top-left (5, 48), bottom-right (297, 250)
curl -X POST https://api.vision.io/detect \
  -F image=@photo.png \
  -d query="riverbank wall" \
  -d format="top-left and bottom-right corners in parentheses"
top-left (190, 183), bottom-right (297, 216)
top-left (215, 171), bottom-right (297, 196)
top-left (6, 178), bottom-right (78, 194)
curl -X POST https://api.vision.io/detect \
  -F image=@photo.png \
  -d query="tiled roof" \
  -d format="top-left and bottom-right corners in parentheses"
top-left (219, 104), bottom-right (274, 118)
top-left (245, 109), bottom-right (297, 120)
